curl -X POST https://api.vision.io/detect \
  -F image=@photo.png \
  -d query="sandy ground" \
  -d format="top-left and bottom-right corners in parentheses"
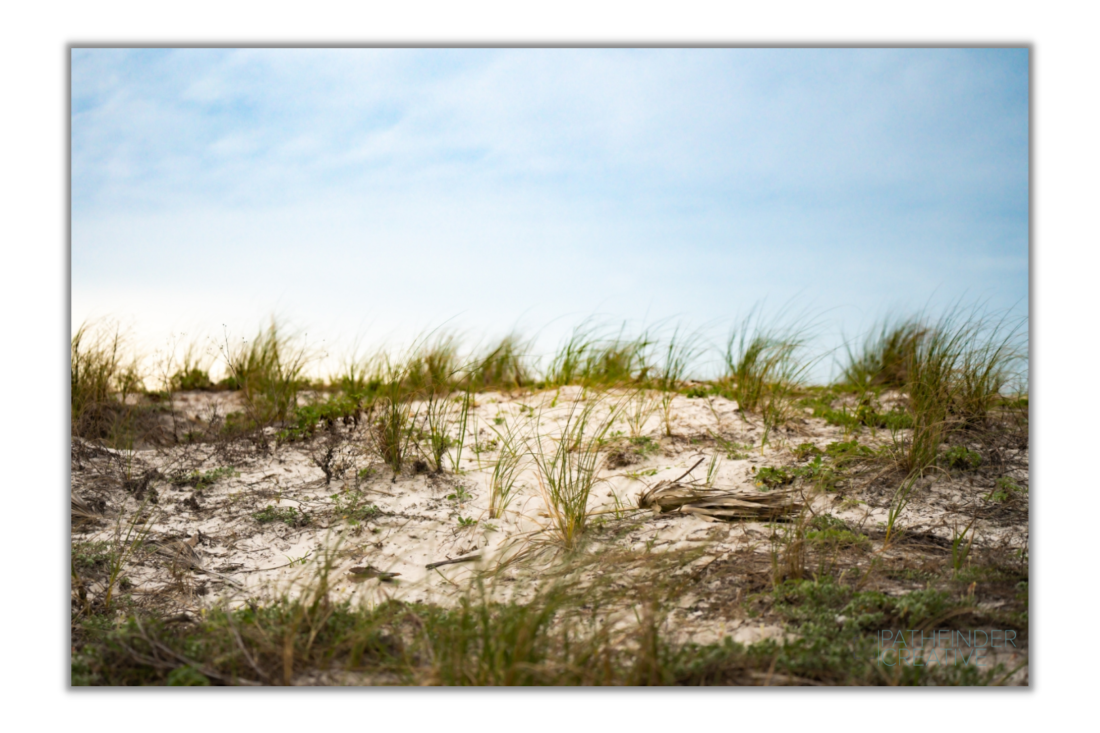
top-left (71, 385), bottom-right (1029, 682)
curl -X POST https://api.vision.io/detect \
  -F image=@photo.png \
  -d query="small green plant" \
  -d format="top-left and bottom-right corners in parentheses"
top-left (331, 347), bottom-right (384, 401)
top-left (447, 486), bottom-right (473, 503)
top-left (805, 515), bottom-right (870, 552)
top-left (103, 502), bottom-right (157, 611)
top-left (170, 367), bottom-right (213, 392)
top-left (629, 435), bottom-right (659, 458)
top-left (252, 505), bottom-right (310, 527)
top-left (457, 516), bottom-right (478, 528)
top-left (284, 553), bottom-right (312, 567)
top-left (545, 321), bottom-right (654, 389)
top-left (803, 390), bottom-right (916, 436)
top-left (987, 476), bottom-right (1023, 503)
top-left (330, 491), bottom-right (381, 524)
top-left (754, 466), bottom-right (793, 489)
top-left (471, 436), bottom-right (499, 455)
top-left (170, 466), bottom-right (239, 490)
top-left (714, 436), bottom-right (752, 459)
top-left (72, 541), bottom-right (114, 572)
top-left (404, 334), bottom-right (461, 396)
top-left (404, 337), bottom-right (468, 474)
top-left (793, 442), bottom-right (821, 459)
top-left (278, 394), bottom-right (365, 442)
top-left (942, 445), bottom-right (982, 472)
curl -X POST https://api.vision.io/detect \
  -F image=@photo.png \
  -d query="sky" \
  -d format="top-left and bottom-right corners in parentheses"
top-left (70, 48), bottom-right (1029, 381)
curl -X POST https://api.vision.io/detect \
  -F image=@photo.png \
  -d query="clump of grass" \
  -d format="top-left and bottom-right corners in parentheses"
top-left (370, 359), bottom-right (420, 480)
top-left (467, 334), bottom-right (532, 392)
top-left (529, 396), bottom-right (620, 549)
top-left (841, 318), bottom-right (927, 390)
top-left (409, 338), bottom-right (469, 474)
top-left (71, 321), bottom-right (145, 442)
top-left (546, 322), bottom-right (654, 389)
top-left (584, 331), bottom-right (653, 387)
top-left (220, 321), bottom-right (311, 427)
top-left (902, 311), bottom-right (1016, 473)
top-left (487, 420), bottom-right (527, 519)
top-left (625, 388), bottom-right (661, 438)
top-left (722, 310), bottom-right (813, 445)
top-left (954, 315), bottom-right (1025, 429)
top-left (167, 341), bottom-right (216, 392)
top-left (654, 326), bottom-right (700, 437)
top-left (330, 346), bottom-right (384, 402)
top-left (545, 323), bottom-right (596, 388)
top-left (405, 334), bottom-right (461, 396)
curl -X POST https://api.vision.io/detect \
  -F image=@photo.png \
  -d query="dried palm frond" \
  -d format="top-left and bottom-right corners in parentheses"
top-left (71, 492), bottom-right (104, 520)
top-left (150, 533), bottom-right (204, 570)
top-left (637, 482), bottom-right (713, 513)
top-left (636, 457), bottom-right (802, 521)
top-left (149, 533), bottom-right (244, 589)
top-left (636, 457), bottom-right (719, 512)
top-left (347, 565), bottom-right (401, 582)
top-left (678, 490), bottom-right (802, 521)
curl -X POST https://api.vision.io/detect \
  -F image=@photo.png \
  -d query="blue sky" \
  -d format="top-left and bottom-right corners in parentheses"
top-left (71, 48), bottom-right (1028, 379)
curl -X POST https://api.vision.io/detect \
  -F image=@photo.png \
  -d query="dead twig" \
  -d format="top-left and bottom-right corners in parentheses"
top-left (425, 555), bottom-right (483, 570)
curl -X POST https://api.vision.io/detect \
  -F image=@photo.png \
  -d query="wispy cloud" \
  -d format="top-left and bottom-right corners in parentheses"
top-left (71, 48), bottom-right (1028, 375)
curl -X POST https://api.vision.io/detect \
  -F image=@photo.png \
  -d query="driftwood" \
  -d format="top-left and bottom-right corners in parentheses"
top-left (636, 458), bottom-right (802, 521)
